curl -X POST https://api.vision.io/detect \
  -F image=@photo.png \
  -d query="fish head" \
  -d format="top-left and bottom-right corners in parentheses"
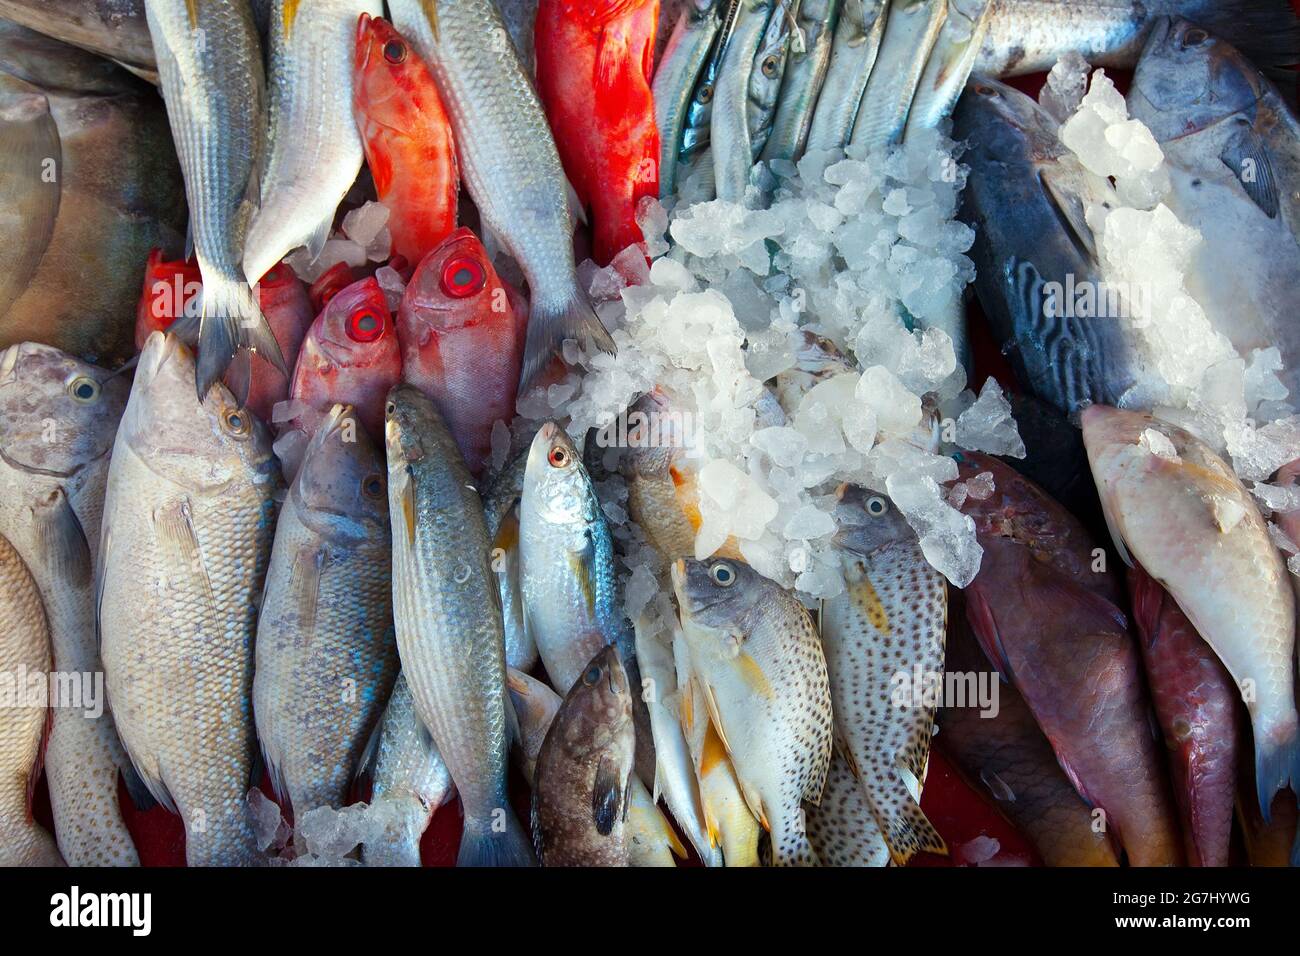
top-left (507, 667), bottom-right (563, 766)
top-left (295, 276), bottom-right (399, 406)
top-left (254, 259), bottom-right (309, 314)
top-left (398, 228), bottom-right (507, 345)
top-left (1130, 19), bottom-right (1263, 143)
top-left (671, 557), bottom-right (772, 640)
top-left (0, 341), bottom-right (129, 479)
top-left (125, 332), bottom-right (278, 493)
top-left (383, 382), bottom-right (442, 467)
top-left (353, 15), bottom-right (428, 161)
top-left (552, 646), bottom-right (632, 757)
top-left (955, 75), bottom-right (1063, 163)
top-left (832, 484), bottom-right (915, 556)
top-left (523, 421), bottom-right (595, 527)
top-left (620, 387), bottom-right (691, 481)
top-left (293, 403), bottom-right (389, 543)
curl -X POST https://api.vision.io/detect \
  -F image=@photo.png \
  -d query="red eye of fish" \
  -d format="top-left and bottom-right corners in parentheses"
top-left (347, 308), bottom-right (385, 343)
top-left (383, 40), bottom-right (406, 64)
top-left (440, 256), bottom-right (487, 298)
top-left (547, 445), bottom-right (569, 468)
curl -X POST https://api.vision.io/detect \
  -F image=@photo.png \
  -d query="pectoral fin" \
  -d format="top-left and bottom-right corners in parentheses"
top-left (1221, 121), bottom-right (1280, 219)
top-left (32, 487), bottom-right (91, 587)
top-left (592, 754), bottom-right (625, 836)
top-left (152, 498), bottom-right (214, 610)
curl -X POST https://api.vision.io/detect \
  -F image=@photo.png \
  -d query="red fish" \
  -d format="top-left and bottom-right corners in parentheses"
top-left (243, 262), bottom-right (315, 424)
top-left (1127, 564), bottom-right (1239, 867)
top-left (397, 227), bottom-right (527, 478)
top-left (535, 0), bottom-right (659, 266)
top-left (134, 249), bottom-right (200, 351)
top-left (352, 14), bottom-right (458, 268)
top-left (309, 262), bottom-right (356, 314)
top-left (954, 452), bottom-right (1183, 866)
top-left (278, 276), bottom-right (401, 481)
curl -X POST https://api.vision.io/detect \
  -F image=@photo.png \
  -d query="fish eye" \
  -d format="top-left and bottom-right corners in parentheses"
top-left (761, 55), bottom-right (779, 78)
top-left (866, 495), bottom-right (888, 516)
top-left (709, 562), bottom-right (736, 587)
top-left (383, 39), bottom-right (407, 63)
top-left (974, 83), bottom-right (998, 97)
top-left (582, 664), bottom-right (603, 687)
top-left (347, 308), bottom-right (385, 343)
top-left (361, 473), bottom-right (385, 499)
top-left (547, 444), bottom-right (570, 468)
top-left (697, 83), bottom-right (713, 105)
top-left (67, 376), bottom-right (100, 404)
top-left (263, 265), bottom-right (284, 284)
top-left (440, 256), bottom-right (487, 298)
top-left (385, 401), bottom-right (397, 416)
top-left (221, 408), bottom-right (250, 438)
top-left (1180, 27), bottom-right (1209, 48)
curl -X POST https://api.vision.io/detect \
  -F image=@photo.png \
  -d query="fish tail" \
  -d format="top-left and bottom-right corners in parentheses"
top-left (770, 811), bottom-right (820, 867)
top-left (456, 808), bottom-right (537, 867)
top-left (1252, 718), bottom-right (1299, 819)
top-left (518, 283), bottom-right (615, 394)
top-left (195, 271), bottom-right (287, 402)
top-left (864, 772), bottom-right (948, 865)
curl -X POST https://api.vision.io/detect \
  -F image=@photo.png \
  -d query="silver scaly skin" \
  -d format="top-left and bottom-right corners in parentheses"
top-left (904, 0), bottom-right (992, 137)
top-left (384, 383), bottom-right (534, 866)
top-left (805, 0), bottom-right (887, 153)
top-left (711, 0), bottom-right (774, 201)
top-left (849, 0), bottom-right (946, 151)
top-left (746, 0), bottom-right (798, 162)
top-left (243, 0), bottom-right (383, 284)
top-left (653, 0), bottom-right (722, 197)
top-left (99, 332), bottom-right (281, 866)
top-left (0, 342), bottom-right (137, 866)
top-left (144, 0), bottom-right (286, 399)
top-left (761, 0), bottom-right (840, 163)
top-left (253, 404), bottom-right (398, 823)
top-left (483, 447), bottom-right (538, 672)
top-left (821, 485), bottom-right (947, 865)
top-left (360, 672), bottom-right (454, 866)
top-left (387, 0), bottom-right (613, 393)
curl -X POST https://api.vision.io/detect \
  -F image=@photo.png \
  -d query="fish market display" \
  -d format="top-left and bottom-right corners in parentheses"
top-left (398, 228), bottom-right (528, 478)
top-left (352, 14), bottom-right (459, 268)
top-left (384, 384), bottom-right (534, 866)
top-left (254, 405), bottom-right (398, 821)
top-left (0, 530), bottom-right (63, 867)
top-left (0, 343), bottom-right (136, 866)
top-left (99, 332), bottom-right (280, 866)
top-left (536, 0), bottom-right (660, 266)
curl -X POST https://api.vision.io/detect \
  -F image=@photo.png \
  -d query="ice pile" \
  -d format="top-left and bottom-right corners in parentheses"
top-left (247, 786), bottom-right (428, 867)
top-left (537, 128), bottom-right (1021, 598)
top-left (285, 200), bottom-right (394, 283)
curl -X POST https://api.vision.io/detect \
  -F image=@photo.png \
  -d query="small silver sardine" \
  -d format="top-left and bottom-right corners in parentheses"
top-left (805, 0), bottom-right (887, 153)
top-left (747, 0), bottom-right (799, 162)
top-left (904, 0), bottom-right (992, 136)
top-left (849, 0), bottom-right (946, 151)
top-left (654, 0), bottom-right (722, 197)
top-left (762, 0), bottom-right (840, 163)
top-left (711, 0), bottom-right (775, 201)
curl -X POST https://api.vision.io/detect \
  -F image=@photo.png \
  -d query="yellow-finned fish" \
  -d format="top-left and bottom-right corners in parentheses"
top-left (672, 556), bottom-right (832, 865)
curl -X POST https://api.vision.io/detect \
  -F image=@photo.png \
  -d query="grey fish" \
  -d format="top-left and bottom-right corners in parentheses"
top-left (359, 672), bottom-right (454, 867)
top-left (483, 446), bottom-right (537, 672)
top-left (904, 0), bottom-right (992, 136)
top-left (99, 332), bottom-right (281, 866)
top-left (0, 22), bottom-right (185, 367)
top-left (253, 404), bottom-right (398, 822)
top-left (242, 0), bottom-right (383, 284)
top-left (531, 646), bottom-right (635, 866)
top-left (144, 0), bottom-right (286, 398)
top-left (762, 0), bottom-right (840, 163)
top-left (849, 0), bottom-right (946, 151)
top-left (0, 530), bottom-right (64, 867)
top-left (747, 0), bottom-right (799, 162)
top-left (1128, 19), bottom-right (1300, 396)
top-left (712, 0), bottom-right (775, 201)
top-left (954, 76), bottom-right (1149, 415)
top-left (0, 0), bottom-right (157, 80)
top-left (653, 0), bottom-right (722, 197)
top-left (805, 0), bottom-right (887, 153)
top-left (387, 0), bottom-right (614, 393)
top-left (678, 0), bottom-right (742, 173)
top-left (384, 383), bottom-right (534, 866)
top-left (0, 342), bottom-right (137, 866)
top-left (976, 0), bottom-right (1300, 83)
top-left (496, 0), bottom-right (540, 74)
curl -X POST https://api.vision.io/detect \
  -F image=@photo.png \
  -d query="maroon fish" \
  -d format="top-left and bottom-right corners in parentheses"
top-left (954, 452), bottom-right (1182, 866)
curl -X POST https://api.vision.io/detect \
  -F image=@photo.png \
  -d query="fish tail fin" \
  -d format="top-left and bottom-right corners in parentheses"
top-left (196, 272), bottom-right (286, 401)
top-left (1252, 718), bottom-right (1299, 819)
top-left (456, 809), bottom-right (537, 867)
top-left (518, 284), bottom-right (615, 394)
top-left (859, 769), bottom-right (947, 865)
top-left (769, 810), bottom-right (821, 867)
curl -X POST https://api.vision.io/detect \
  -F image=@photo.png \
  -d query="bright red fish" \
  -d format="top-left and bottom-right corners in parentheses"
top-left (309, 261), bottom-right (356, 314)
top-left (352, 14), bottom-right (458, 268)
top-left (535, 0), bottom-right (659, 266)
top-left (134, 249), bottom-right (200, 351)
top-left (1127, 564), bottom-right (1239, 868)
top-left (397, 227), bottom-right (527, 478)
top-left (244, 262), bottom-right (315, 424)
top-left (278, 276), bottom-right (401, 481)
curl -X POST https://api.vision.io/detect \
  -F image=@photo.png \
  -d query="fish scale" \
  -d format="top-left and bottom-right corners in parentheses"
top-left (804, 753), bottom-right (890, 866)
top-left (673, 557), bottom-right (832, 866)
top-left (822, 490), bottom-right (947, 865)
top-left (99, 333), bottom-right (280, 866)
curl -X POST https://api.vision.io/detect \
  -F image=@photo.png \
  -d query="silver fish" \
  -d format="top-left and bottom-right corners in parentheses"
top-left (242, 0), bottom-right (383, 284)
top-left (253, 404), bottom-right (398, 821)
top-left (0, 0), bottom-right (157, 80)
top-left (762, 0), bottom-right (840, 163)
top-left (805, 0), bottom-right (887, 153)
top-left (747, 0), bottom-right (798, 162)
top-left (653, 0), bottom-right (722, 197)
top-left (387, 0), bottom-right (613, 392)
top-left (0, 342), bottom-right (136, 866)
top-left (904, 0), bottom-right (992, 136)
top-left (483, 447), bottom-right (538, 672)
top-left (144, 0), bottom-right (285, 398)
top-left (712, 0), bottom-right (775, 201)
top-left (359, 672), bottom-right (454, 866)
top-left (679, 0), bottom-right (742, 171)
top-left (0, 530), bottom-right (64, 866)
top-left (99, 332), bottom-right (281, 865)
top-left (849, 0), bottom-right (946, 151)
top-left (384, 382), bottom-right (534, 866)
